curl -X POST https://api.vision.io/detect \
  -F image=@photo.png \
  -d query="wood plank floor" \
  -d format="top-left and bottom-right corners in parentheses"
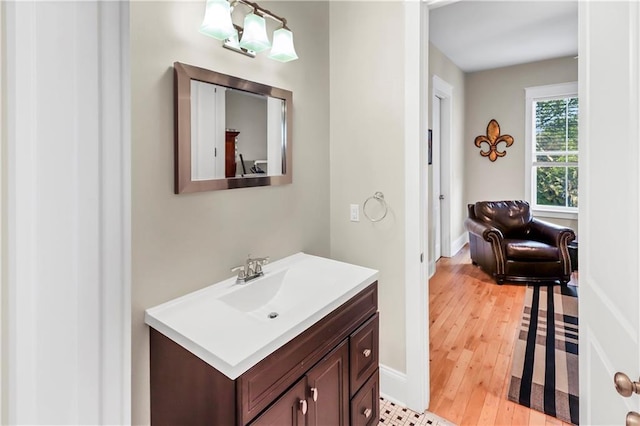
top-left (428, 246), bottom-right (575, 426)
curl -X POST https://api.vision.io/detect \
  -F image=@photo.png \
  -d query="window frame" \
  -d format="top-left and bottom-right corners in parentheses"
top-left (524, 82), bottom-right (579, 220)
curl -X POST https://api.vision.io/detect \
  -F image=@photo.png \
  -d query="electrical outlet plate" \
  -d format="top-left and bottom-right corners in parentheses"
top-left (350, 204), bottom-right (360, 222)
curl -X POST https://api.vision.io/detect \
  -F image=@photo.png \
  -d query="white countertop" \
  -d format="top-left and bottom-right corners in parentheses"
top-left (144, 253), bottom-right (379, 379)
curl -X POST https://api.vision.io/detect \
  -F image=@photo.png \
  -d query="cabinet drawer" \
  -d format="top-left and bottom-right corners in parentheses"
top-left (349, 312), bottom-right (379, 396)
top-left (350, 369), bottom-right (379, 426)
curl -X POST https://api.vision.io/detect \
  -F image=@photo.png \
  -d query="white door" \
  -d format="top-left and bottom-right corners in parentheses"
top-left (432, 75), bottom-right (453, 259)
top-left (579, 1), bottom-right (640, 424)
top-left (432, 95), bottom-right (442, 261)
top-left (190, 81), bottom-right (226, 180)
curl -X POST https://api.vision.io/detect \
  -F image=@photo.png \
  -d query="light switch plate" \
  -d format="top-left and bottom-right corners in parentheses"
top-left (350, 204), bottom-right (360, 222)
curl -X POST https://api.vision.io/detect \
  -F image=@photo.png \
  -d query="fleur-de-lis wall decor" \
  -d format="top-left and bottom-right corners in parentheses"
top-left (474, 119), bottom-right (514, 162)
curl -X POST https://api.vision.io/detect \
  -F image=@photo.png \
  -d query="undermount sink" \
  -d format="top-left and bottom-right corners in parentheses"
top-left (144, 252), bottom-right (378, 379)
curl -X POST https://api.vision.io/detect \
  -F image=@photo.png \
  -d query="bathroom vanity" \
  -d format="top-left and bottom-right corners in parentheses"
top-left (145, 253), bottom-right (379, 425)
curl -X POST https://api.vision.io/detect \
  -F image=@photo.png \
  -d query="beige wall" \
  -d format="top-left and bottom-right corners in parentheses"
top-left (464, 56), bottom-right (578, 231)
top-left (428, 43), bottom-right (466, 264)
top-left (329, 2), bottom-right (407, 373)
top-left (131, 2), bottom-right (330, 424)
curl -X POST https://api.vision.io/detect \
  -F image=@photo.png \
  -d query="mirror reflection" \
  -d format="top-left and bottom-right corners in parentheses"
top-left (174, 62), bottom-right (292, 193)
top-left (190, 82), bottom-right (285, 180)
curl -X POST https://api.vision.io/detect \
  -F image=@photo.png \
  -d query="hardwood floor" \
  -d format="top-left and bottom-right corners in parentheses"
top-left (428, 246), bottom-right (574, 426)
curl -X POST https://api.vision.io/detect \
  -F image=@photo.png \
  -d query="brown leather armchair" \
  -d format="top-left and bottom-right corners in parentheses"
top-left (464, 200), bottom-right (576, 284)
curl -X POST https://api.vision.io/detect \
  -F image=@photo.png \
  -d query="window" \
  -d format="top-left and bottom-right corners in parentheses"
top-left (525, 82), bottom-right (578, 218)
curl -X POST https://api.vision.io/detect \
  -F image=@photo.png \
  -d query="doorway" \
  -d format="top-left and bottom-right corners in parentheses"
top-left (431, 75), bottom-right (453, 275)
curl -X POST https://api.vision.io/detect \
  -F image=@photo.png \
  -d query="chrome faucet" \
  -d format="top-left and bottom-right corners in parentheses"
top-left (232, 255), bottom-right (269, 283)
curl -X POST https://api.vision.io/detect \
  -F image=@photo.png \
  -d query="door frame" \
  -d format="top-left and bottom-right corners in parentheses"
top-left (432, 75), bottom-right (453, 261)
top-left (3, 2), bottom-right (131, 423)
top-left (432, 93), bottom-right (442, 263)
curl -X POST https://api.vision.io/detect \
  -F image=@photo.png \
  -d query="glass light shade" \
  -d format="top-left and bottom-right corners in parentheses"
top-left (199, 0), bottom-right (235, 40)
top-left (225, 28), bottom-right (241, 49)
top-left (239, 13), bottom-right (271, 53)
top-left (268, 28), bottom-right (298, 62)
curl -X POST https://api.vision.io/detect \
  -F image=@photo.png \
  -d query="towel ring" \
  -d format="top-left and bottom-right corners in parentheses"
top-left (363, 192), bottom-right (388, 222)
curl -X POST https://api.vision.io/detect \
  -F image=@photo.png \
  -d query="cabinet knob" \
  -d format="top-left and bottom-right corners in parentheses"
top-left (363, 348), bottom-right (372, 358)
top-left (615, 372), bottom-right (640, 397)
top-left (627, 412), bottom-right (640, 426)
top-left (363, 408), bottom-right (372, 418)
top-left (299, 399), bottom-right (308, 415)
top-left (310, 387), bottom-right (318, 402)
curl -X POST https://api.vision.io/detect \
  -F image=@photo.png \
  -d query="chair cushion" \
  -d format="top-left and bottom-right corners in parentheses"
top-left (474, 201), bottom-right (532, 236)
top-left (504, 239), bottom-right (559, 261)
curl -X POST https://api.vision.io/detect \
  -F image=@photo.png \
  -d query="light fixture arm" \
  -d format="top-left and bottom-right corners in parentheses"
top-left (232, 0), bottom-right (289, 29)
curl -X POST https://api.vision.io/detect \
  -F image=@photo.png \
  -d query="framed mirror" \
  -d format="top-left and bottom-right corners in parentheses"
top-left (174, 62), bottom-right (293, 193)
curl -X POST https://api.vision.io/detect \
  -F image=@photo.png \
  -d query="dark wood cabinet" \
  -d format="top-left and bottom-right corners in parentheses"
top-left (251, 378), bottom-right (308, 426)
top-left (350, 313), bottom-right (379, 397)
top-left (306, 340), bottom-right (349, 426)
top-left (225, 131), bottom-right (239, 178)
top-left (253, 340), bottom-right (350, 426)
top-left (350, 372), bottom-right (379, 426)
top-left (150, 282), bottom-right (379, 426)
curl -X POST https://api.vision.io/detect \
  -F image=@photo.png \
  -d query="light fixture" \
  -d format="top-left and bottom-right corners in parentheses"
top-left (269, 27), bottom-right (298, 62)
top-left (239, 12), bottom-right (271, 52)
top-left (199, 0), bottom-right (235, 40)
top-left (200, 0), bottom-right (299, 62)
top-left (223, 25), bottom-right (256, 58)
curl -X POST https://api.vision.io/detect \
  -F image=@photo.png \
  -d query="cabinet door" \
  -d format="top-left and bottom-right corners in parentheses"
top-left (251, 378), bottom-right (308, 426)
top-left (306, 340), bottom-right (349, 426)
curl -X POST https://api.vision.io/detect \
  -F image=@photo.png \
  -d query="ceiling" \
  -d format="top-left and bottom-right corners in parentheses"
top-left (429, 1), bottom-right (578, 73)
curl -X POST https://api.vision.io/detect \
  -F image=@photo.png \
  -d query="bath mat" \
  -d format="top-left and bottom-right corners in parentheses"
top-left (507, 284), bottom-right (579, 425)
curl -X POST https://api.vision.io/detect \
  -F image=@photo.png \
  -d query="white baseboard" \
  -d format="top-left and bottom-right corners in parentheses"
top-left (450, 232), bottom-right (468, 256)
top-left (428, 260), bottom-right (436, 279)
top-left (379, 364), bottom-right (408, 407)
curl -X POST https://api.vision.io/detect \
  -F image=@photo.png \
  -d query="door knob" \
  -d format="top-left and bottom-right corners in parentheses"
top-left (627, 411), bottom-right (640, 426)
top-left (615, 372), bottom-right (640, 397)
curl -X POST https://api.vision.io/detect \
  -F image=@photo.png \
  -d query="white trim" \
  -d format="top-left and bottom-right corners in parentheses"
top-left (0, 1), bottom-right (3, 420)
top-left (524, 82), bottom-right (578, 99)
top-left (533, 208), bottom-right (578, 221)
top-left (99, 2), bottom-right (131, 423)
top-left (432, 95), bottom-right (441, 260)
top-left (4, 2), bottom-right (130, 423)
top-left (379, 364), bottom-right (408, 406)
top-left (524, 81), bottom-right (579, 215)
top-left (450, 232), bottom-right (468, 257)
top-left (432, 75), bottom-right (454, 258)
top-left (401, 1), bottom-right (429, 413)
top-left (6, 2), bottom-right (39, 421)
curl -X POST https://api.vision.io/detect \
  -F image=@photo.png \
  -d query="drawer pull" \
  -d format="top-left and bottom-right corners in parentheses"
top-left (299, 399), bottom-right (308, 415)
top-left (363, 408), bottom-right (372, 418)
top-left (363, 348), bottom-right (372, 358)
top-left (310, 387), bottom-right (318, 402)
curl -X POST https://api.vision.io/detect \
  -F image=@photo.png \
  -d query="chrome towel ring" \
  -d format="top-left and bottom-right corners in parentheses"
top-left (363, 192), bottom-right (388, 222)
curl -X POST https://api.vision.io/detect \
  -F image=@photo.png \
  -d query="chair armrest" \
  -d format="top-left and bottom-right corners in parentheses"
top-left (464, 218), bottom-right (504, 242)
top-left (529, 218), bottom-right (576, 247)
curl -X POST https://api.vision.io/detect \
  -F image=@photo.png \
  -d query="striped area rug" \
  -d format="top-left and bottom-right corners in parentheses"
top-left (508, 284), bottom-right (579, 425)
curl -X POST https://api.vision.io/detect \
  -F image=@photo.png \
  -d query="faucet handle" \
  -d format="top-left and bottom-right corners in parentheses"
top-left (231, 264), bottom-right (246, 279)
top-left (253, 257), bottom-right (269, 274)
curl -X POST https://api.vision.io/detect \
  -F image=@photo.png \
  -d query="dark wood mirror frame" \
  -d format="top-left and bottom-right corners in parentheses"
top-left (174, 62), bottom-right (293, 194)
